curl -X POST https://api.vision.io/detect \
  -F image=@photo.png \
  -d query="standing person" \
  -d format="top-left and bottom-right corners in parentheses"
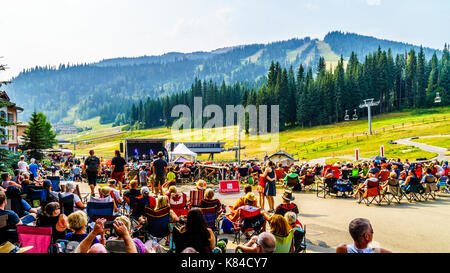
top-left (28, 158), bottom-right (39, 181)
top-left (83, 150), bottom-right (101, 197)
top-left (17, 155), bottom-right (29, 172)
top-left (257, 166), bottom-right (266, 209)
top-left (138, 165), bottom-right (148, 187)
top-left (264, 161), bottom-right (276, 213)
top-left (111, 150), bottom-right (127, 195)
top-left (152, 151), bottom-right (167, 196)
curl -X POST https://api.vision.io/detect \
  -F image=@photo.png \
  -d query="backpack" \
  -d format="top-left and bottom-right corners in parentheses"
top-left (86, 156), bottom-right (99, 172)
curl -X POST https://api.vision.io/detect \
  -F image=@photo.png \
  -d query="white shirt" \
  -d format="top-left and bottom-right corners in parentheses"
top-left (18, 161), bottom-right (29, 171)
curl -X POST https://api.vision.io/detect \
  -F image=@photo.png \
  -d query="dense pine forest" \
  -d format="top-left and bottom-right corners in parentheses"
top-left (123, 45), bottom-right (450, 133)
top-left (5, 31), bottom-right (443, 125)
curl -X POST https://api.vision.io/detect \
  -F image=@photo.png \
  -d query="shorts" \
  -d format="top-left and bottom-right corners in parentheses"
top-left (264, 181), bottom-right (276, 196)
top-left (111, 171), bottom-right (125, 183)
top-left (87, 171), bottom-right (97, 186)
top-left (257, 185), bottom-right (264, 193)
top-left (154, 176), bottom-right (165, 187)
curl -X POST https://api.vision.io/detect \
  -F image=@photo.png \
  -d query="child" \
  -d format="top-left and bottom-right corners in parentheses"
top-left (139, 166), bottom-right (148, 187)
top-left (257, 167), bottom-right (266, 209)
top-left (162, 167), bottom-right (177, 194)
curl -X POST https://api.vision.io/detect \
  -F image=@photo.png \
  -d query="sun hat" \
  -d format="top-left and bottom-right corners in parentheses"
top-left (196, 180), bottom-right (207, 190)
top-left (0, 241), bottom-right (33, 253)
top-left (282, 189), bottom-right (295, 201)
top-left (245, 192), bottom-right (257, 203)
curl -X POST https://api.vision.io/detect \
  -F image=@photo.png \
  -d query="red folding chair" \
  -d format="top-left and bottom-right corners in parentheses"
top-left (17, 226), bottom-right (52, 253)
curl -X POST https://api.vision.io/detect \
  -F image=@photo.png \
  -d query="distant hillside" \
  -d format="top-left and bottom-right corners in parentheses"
top-left (5, 31), bottom-right (442, 123)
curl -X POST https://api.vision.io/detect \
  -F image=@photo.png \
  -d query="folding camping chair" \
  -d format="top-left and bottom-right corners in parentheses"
top-left (200, 206), bottom-right (224, 245)
top-left (179, 171), bottom-right (192, 184)
top-left (422, 176), bottom-right (439, 201)
top-left (28, 188), bottom-right (48, 208)
top-left (0, 214), bottom-right (18, 245)
top-left (105, 240), bottom-right (129, 253)
top-left (230, 206), bottom-right (265, 245)
top-left (47, 176), bottom-right (61, 192)
top-left (17, 225), bottom-right (52, 253)
top-left (316, 177), bottom-right (338, 198)
top-left (402, 177), bottom-right (424, 202)
top-left (383, 179), bottom-right (402, 205)
top-left (58, 194), bottom-right (74, 216)
top-left (86, 201), bottom-right (114, 222)
top-left (360, 180), bottom-right (383, 206)
top-left (144, 206), bottom-right (172, 247)
top-left (54, 239), bottom-right (80, 253)
top-left (437, 176), bottom-right (450, 194)
top-left (189, 189), bottom-right (204, 208)
top-left (129, 195), bottom-right (149, 220)
top-left (286, 175), bottom-right (301, 192)
top-left (302, 175), bottom-right (316, 191)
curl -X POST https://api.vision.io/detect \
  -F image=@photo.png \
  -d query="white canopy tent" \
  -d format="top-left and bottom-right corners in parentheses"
top-left (170, 143), bottom-right (197, 161)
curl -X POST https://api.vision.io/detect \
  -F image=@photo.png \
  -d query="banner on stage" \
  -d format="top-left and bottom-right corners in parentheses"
top-left (219, 180), bottom-right (240, 194)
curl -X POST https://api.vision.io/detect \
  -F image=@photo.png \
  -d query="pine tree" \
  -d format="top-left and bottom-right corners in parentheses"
top-left (416, 46), bottom-right (427, 107)
top-left (21, 112), bottom-right (47, 160)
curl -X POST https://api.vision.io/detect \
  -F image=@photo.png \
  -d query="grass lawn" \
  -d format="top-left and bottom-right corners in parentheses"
top-left (63, 106), bottom-right (450, 160)
top-left (412, 137), bottom-right (450, 149)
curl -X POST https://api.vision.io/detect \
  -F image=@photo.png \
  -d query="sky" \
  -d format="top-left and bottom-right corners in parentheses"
top-left (0, 0), bottom-right (449, 81)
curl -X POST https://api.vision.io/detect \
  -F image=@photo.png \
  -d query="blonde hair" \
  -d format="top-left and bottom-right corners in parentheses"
top-left (130, 180), bottom-right (138, 188)
top-left (115, 216), bottom-right (131, 233)
top-left (156, 195), bottom-right (169, 210)
top-left (67, 211), bottom-right (88, 231)
top-left (270, 214), bottom-right (291, 237)
top-left (204, 189), bottom-right (214, 200)
top-left (168, 186), bottom-right (177, 194)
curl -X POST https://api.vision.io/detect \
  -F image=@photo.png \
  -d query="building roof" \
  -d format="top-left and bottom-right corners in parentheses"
top-left (268, 150), bottom-right (294, 160)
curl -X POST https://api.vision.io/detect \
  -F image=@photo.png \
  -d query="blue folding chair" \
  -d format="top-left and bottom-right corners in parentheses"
top-left (144, 206), bottom-right (171, 244)
top-left (129, 195), bottom-right (149, 220)
top-left (28, 188), bottom-right (48, 208)
top-left (438, 176), bottom-right (449, 193)
top-left (47, 176), bottom-right (61, 192)
top-left (86, 202), bottom-right (114, 222)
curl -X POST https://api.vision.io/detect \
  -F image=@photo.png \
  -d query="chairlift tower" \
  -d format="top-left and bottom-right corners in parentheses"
top-left (359, 98), bottom-right (380, 135)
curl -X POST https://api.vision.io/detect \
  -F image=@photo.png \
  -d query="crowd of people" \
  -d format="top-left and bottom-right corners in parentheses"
top-left (1, 149), bottom-right (449, 254)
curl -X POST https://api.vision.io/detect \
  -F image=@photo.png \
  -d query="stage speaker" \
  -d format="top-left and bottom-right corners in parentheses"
top-left (120, 143), bottom-right (124, 153)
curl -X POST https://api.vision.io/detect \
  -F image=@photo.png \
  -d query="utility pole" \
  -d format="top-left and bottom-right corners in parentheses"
top-left (359, 98), bottom-right (380, 135)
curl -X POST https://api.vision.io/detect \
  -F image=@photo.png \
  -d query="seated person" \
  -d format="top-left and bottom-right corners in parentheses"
top-left (166, 186), bottom-right (187, 210)
top-left (90, 187), bottom-right (118, 213)
top-left (285, 167), bottom-right (301, 191)
top-left (235, 232), bottom-right (276, 253)
top-left (1, 172), bottom-right (22, 189)
top-left (232, 184), bottom-right (253, 211)
top-left (381, 172), bottom-right (400, 195)
top-left (36, 202), bottom-right (68, 241)
top-left (421, 168), bottom-right (438, 192)
top-left (140, 186), bottom-right (156, 209)
top-left (274, 189), bottom-right (298, 216)
top-left (336, 218), bottom-right (391, 253)
top-left (42, 180), bottom-right (59, 203)
top-left (354, 173), bottom-right (381, 203)
top-left (59, 182), bottom-right (86, 211)
top-left (66, 210), bottom-right (102, 245)
top-left (189, 180), bottom-right (207, 208)
top-left (172, 208), bottom-right (215, 253)
top-left (5, 186), bottom-right (37, 225)
top-left (199, 189), bottom-right (223, 214)
top-left (284, 211), bottom-right (305, 253)
top-left (76, 218), bottom-right (137, 253)
top-left (107, 216), bottom-right (148, 253)
top-left (228, 192), bottom-right (265, 233)
top-left (0, 191), bottom-right (22, 244)
top-left (105, 179), bottom-right (123, 205)
top-left (269, 214), bottom-right (294, 253)
top-left (123, 180), bottom-right (141, 204)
